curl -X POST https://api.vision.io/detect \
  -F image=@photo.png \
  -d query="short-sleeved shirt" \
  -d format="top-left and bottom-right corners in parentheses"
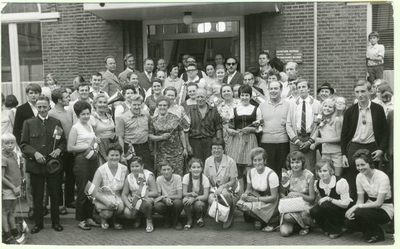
top-left (97, 162), bottom-right (128, 194)
top-left (2, 151), bottom-right (21, 189)
top-left (187, 104), bottom-right (223, 139)
top-left (127, 169), bottom-right (154, 193)
top-left (182, 173), bottom-right (210, 194)
top-left (116, 109), bottom-right (150, 144)
top-left (204, 155), bottom-right (238, 187)
top-left (156, 174), bottom-right (182, 196)
top-left (356, 169), bottom-right (393, 219)
top-left (366, 43), bottom-right (385, 66)
top-left (247, 167), bottom-right (279, 192)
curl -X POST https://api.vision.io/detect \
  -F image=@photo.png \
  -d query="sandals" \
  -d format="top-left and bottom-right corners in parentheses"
top-left (101, 219), bottom-right (109, 230)
top-left (183, 224), bottom-right (192, 231)
top-left (133, 219), bottom-right (141, 228)
top-left (254, 221), bottom-right (262, 230)
top-left (262, 225), bottom-right (279, 232)
top-left (196, 218), bottom-right (204, 228)
top-left (146, 221), bottom-right (154, 233)
top-left (114, 223), bottom-right (123, 230)
top-left (299, 228), bottom-right (310, 236)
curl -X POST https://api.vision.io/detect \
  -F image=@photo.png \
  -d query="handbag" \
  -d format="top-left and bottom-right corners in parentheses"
top-left (208, 194), bottom-right (230, 223)
top-left (278, 197), bottom-right (310, 214)
top-left (83, 137), bottom-right (98, 160)
top-left (85, 181), bottom-right (118, 210)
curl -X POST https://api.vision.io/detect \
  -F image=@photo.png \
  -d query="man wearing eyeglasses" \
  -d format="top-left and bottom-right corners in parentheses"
top-left (341, 79), bottom-right (389, 200)
top-left (223, 57), bottom-right (243, 85)
top-left (180, 55), bottom-right (207, 82)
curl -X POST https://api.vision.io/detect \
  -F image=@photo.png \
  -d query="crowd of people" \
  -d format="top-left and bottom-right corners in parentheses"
top-left (1, 31), bottom-right (394, 245)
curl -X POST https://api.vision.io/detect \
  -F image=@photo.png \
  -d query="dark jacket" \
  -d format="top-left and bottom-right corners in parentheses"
top-left (13, 102), bottom-right (35, 145)
top-left (20, 116), bottom-right (67, 174)
top-left (137, 71), bottom-right (155, 91)
top-left (222, 71), bottom-right (244, 85)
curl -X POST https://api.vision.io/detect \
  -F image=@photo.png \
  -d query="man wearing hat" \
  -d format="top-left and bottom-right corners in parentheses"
top-left (20, 95), bottom-right (67, 234)
top-left (119, 53), bottom-right (140, 87)
top-left (317, 82), bottom-right (335, 102)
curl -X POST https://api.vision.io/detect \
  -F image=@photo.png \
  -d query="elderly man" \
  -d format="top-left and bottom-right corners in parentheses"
top-left (157, 58), bottom-right (167, 72)
top-left (258, 80), bottom-right (290, 180)
top-left (317, 82), bottom-right (335, 102)
top-left (186, 88), bottom-right (223, 163)
top-left (137, 58), bottom-right (156, 91)
top-left (223, 57), bottom-right (244, 85)
top-left (21, 95), bottom-right (66, 234)
top-left (119, 53), bottom-right (140, 86)
top-left (101, 56), bottom-right (120, 97)
top-left (286, 78), bottom-right (321, 172)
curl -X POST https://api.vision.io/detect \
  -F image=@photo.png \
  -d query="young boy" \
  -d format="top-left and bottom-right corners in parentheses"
top-left (154, 161), bottom-right (183, 230)
top-left (366, 31), bottom-right (385, 84)
top-left (2, 133), bottom-right (22, 244)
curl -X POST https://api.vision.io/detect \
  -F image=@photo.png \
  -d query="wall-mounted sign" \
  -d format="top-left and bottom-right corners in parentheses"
top-left (276, 49), bottom-right (303, 63)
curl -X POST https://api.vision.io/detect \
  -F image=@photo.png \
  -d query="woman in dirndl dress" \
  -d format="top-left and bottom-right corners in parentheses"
top-left (236, 148), bottom-right (280, 231)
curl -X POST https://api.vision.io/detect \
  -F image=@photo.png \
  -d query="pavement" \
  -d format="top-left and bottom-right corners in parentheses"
top-left (10, 198), bottom-right (396, 246)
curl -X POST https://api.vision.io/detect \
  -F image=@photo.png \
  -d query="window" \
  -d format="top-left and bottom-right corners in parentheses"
top-left (372, 3), bottom-right (393, 70)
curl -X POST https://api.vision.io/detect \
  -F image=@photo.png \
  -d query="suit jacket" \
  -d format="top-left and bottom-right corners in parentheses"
top-left (13, 102), bottom-right (35, 145)
top-left (222, 71), bottom-right (244, 85)
top-left (101, 71), bottom-right (121, 97)
top-left (340, 101), bottom-right (389, 156)
top-left (137, 71), bottom-right (155, 91)
top-left (118, 68), bottom-right (140, 87)
top-left (20, 116), bottom-right (67, 174)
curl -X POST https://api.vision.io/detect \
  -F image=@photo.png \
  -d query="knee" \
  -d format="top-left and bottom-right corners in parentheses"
top-left (282, 213), bottom-right (292, 222)
top-left (353, 208), bottom-right (368, 219)
top-left (124, 208), bottom-right (136, 219)
top-left (309, 206), bottom-right (319, 218)
top-left (193, 201), bottom-right (205, 210)
top-left (280, 225), bottom-right (292, 237)
top-left (173, 199), bottom-right (183, 208)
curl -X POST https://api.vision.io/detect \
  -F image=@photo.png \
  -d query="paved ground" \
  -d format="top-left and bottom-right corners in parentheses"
top-left (12, 199), bottom-right (396, 246)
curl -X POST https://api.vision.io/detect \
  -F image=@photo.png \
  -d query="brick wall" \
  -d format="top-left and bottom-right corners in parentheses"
top-left (41, 3), bottom-right (124, 87)
top-left (245, 2), bottom-right (367, 101)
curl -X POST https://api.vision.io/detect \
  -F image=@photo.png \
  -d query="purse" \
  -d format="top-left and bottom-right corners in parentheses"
top-left (84, 137), bottom-right (98, 160)
top-left (278, 197), bottom-right (310, 214)
top-left (208, 194), bottom-right (230, 223)
top-left (85, 181), bottom-right (118, 210)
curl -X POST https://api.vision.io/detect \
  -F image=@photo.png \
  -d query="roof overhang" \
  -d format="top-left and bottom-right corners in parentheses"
top-left (84, 2), bottom-right (282, 21)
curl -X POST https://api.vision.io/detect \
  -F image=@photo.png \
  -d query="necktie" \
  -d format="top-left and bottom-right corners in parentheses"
top-left (147, 73), bottom-right (152, 81)
top-left (301, 100), bottom-right (306, 136)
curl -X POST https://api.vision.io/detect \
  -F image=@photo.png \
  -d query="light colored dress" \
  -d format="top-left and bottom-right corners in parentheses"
top-left (96, 162), bottom-right (128, 205)
top-left (281, 169), bottom-right (315, 228)
top-left (92, 111), bottom-right (116, 165)
top-left (1, 108), bottom-right (13, 134)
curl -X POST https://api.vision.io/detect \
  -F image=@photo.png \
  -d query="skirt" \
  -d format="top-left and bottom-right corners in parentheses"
top-left (225, 133), bottom-right (258, 165)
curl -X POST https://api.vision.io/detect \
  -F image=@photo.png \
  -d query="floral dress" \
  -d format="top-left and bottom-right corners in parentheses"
top-left (150, 112), bottom-right (185, 176)
top-left (280, 169), bottom-right (315, 228)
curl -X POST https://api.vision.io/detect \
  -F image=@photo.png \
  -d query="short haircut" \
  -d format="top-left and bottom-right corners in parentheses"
top-left (37, 94), bottom-right (50, 104)
top-left (225, 57), bottom-right (237, 64)
top-left (156, 96), bottom-right (171, 107)
top-left (295, 78), bottom-right (310, 88)
top-left (267, 68), bottom-right (281, 80)
top-left (163, 86), bottom-right (177, 97)
top-left (2, 133), bottom-right (16, 143)
top-left (285, 62), bottom-right (298, 71)
top-left (204, 61), bottom-right (216, 71)
top-left (91, 72), bottom-right (103, 80)
top-left (107, 143), bottom-right (123, 155)
top-left (187, 157), bottom-right (203, 171)
top-left (25, 83), bottom-right (42, 94)
top-left (157, 58), bottom-right (165, 64)
top-left (77, 82), bottom-right (90, 91)
top-left (352, 149), bottom-right (374, 168)
top-left (368, 31), bottom-right (379, 39)
top-left (286, 151), bottom-right (306, 170)
top-left (353, 79), bottom-right (370, 90)
top-left (4, 94), bottom-right (19, 108)
top-left (130, 94), bottom-right (144, 103)
top-left (215, 53), bottom-right (224, 59)
top-left (123, 53), bottom-right (134, 62)
top-left (92, 93), bottom-right (108, 107)
top-left (243, 72), bottom-right (254, 80)
top-left (122, 84), bottom-right (136, 96)
top-left (104, 55), bottom-right (115, 64)
top-left (315, 158), bottom-right (334, 178)
top-left (187, 82), bottom-right (199, 89)
top-left (45, 73), bottom-right (58, 85)
top-left (73, 100), bottom-right (92, 117)
top-left (126, 71), bottom-right (138, 80)
top-left (151, 78), bottom-right (163, 86)
top-left (269, 80), bottom-right (283, 90)
top-left (143, 58), bottom-right (154, 65)
top-left (239, 84), bottom-right (253, 96)
top-left (259, 51), bottom-right (270, 59)
top-left (211, 137), bottom-right (225, 150)
top-left (159, 160), bottom-right (174, 170)
top-left (268, 57), bottom-right (284, 72)
top-left (220, 84), bottom-right (233, 97)
top-left (131, 156), bottom-right (144, 166)
top-left (167, 63), bottom-right (179, 75)
top-left (250, 147), bottom-right (268, 166)
top-left (51, 88), bottom-right (67, 104)
top-left (215, 64), bottom-right (226, 71)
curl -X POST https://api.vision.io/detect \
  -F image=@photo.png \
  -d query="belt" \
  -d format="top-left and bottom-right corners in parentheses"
top-left (297, 133), bottom-right (311, 137)
top-left (350, 141), bottom-right (376, 146)
top-left (191, 137), bottom-right (211, 140)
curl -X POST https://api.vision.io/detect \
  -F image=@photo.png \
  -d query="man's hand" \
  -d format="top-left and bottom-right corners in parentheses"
top-left (49, 148), bottom-right (61, 158)
top-left (187, 145), bottom-right (193, 156)
top-left (371, 150), bottom-right (383, 161)
top-left (34, 152), bottom-right (46, 164)
top-left (342, 155), bottom-right (349, 168)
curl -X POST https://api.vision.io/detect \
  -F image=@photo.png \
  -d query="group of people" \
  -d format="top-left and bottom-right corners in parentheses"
top-left (2, 30), bottom-right (394, 245)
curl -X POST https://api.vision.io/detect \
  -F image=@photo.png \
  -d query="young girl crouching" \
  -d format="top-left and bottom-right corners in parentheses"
top-left (182, 158), bottom-right (210, 230)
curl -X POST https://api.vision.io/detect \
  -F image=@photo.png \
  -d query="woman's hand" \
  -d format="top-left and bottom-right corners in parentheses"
top-left (162, 133), bottom-right (171, 140)
top-left (318, 196), bottom-right (330, 205)
top-left (183, 197), bottom-right (196, 206)
top-left (246, 196), bottom-right (258, 203)
top-left (228, 129), bottom-right (239, 136)
top-left (240, 127), bottom-right (254, 134)
top-left (345, 205), bottom-right (358, 220)
top-left (165, 197), bottom-right (173, 206)
top-left (240, 193), bottom-right (248, 201)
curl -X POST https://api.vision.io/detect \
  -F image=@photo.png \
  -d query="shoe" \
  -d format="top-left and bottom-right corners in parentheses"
top-left (299, 228), bottom-right (310, 236)
top-left (323, 231), bottom-right (329, 236)
top-left (163, 219), bottom-right (172, 229)
top-left (65, 202), bottom-right (76, 209)
top-left (114, 223), bottom-right (123, 230)
top-left (254, 221), bottom-right (262, 230)
top-left (78, 221), bottom-right (91, 230)
top-left (31, 224), bottom-right (44, 234)
top-left (196, 218), bottom-right (204, 228)
top-left (101, 221), bottom-right (109, 230)
top-left (175, 222), bottom-right (183, 230)
top-left (365, 235), bottom-right (384, 243)
top-left (4, 236), bottom-right (18, 244)
top-left (43, 207), bottom-right (49, 217)
top-left (262, 225), bottom-right (279, 232)
top-left (183, 224), bottom-right (192, 231)
top-left (52, 222), bottom-right (64, 232)
top-left (329, 233), bottom-right (341, 239)
top-left (59, 206), bottom-right (68, 215)
top-left (133, 218), bottom-right (142, 228)
top-left (146, 220), bottom-right (154, 233)
top-left (28, 208), bottom-right (34, 219)
top-left (86, 218), bottom-right (100, 227)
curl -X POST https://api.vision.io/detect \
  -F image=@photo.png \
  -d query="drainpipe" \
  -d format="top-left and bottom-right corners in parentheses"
top-left (313, 2), bottom-right (318, 98)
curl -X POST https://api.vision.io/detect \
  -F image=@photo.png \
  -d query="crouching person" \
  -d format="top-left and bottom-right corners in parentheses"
top-left (154, 161), bottom-right (184, 230)
top-left (122, 156), bottom-right (158, 233)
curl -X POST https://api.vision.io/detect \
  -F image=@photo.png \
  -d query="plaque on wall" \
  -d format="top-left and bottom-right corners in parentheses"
top-left (276, 49), bottom-right (303, 63)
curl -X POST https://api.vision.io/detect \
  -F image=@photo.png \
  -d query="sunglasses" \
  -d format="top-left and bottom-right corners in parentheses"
top-left (226, 63), bottom-right (236, 66)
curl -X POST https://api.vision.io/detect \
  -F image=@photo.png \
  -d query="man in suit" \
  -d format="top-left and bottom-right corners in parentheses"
top-left (20, 95), bottom-right (67, 234)
top-left (223, 57), bottom-right (243, 85)
top-left (118, 53), bottom-right (140, 87)
top-left (101, 55), bottom-right (121, 97)
top-left (137, 58), bottom-right (155, 91)
top-left (341, 79), bottom-right (389, 200)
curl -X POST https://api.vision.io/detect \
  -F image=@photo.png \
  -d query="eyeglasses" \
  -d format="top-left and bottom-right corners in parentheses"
top-left (187, 60), bottom-right (196, 63)
top-left (226, 63), bottom-right (236, 66)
